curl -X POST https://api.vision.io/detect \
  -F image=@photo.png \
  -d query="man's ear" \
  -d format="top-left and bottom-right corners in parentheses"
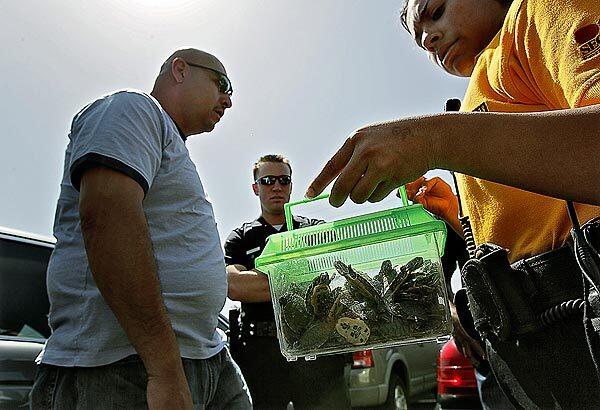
top-left (252, 183), bottom-right (259, 196)
top-left (171, 58), bottom-right (186, 83)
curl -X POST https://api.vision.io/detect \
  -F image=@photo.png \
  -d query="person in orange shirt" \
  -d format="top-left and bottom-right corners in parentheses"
top-left (306, 0), bottom-right (600, 407)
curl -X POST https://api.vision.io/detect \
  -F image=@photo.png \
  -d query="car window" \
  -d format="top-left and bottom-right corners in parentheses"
top-left (0, 234), bottom-right (53, 338)
top-left (17, 324), bottom-right (46, 339)
top-left (0, 324), bottom-right (46, 339)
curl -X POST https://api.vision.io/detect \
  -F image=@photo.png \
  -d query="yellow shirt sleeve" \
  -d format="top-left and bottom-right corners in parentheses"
top-left (513, 0), bottom-right (600, 108)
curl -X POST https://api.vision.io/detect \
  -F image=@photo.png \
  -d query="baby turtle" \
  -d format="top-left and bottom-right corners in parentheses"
top-left (304, 272), bottom-right (335, 319)
top-left (296, 291), bottom-right (355, 350)
top-left (279, 292), bottom-right (310, 343)
top-left (335, 317), bottom-right (370, 345)
top-left (333, 261), bottom-right (389, 318)
top-left (383, 257), bottom-right (424, 301)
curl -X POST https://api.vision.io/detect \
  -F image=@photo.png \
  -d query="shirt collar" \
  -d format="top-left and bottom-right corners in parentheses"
top-left (151, 95), bottom-right (187, 142)
top-left (256, 215), bottom-right (302, 231)
top-left (174, 122), bottom-right (187, 142)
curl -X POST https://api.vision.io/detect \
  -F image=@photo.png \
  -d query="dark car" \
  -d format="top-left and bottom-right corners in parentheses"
top-left (0, 227), bottom-right (54, 409)
top-left (436, 338), bottom-right (480, 409)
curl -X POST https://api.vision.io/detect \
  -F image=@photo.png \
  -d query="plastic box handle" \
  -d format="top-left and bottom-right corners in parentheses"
top-left (284, 186), bottom-right (409, 231)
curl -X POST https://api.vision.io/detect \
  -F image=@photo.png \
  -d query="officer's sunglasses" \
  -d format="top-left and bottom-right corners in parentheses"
top-left (185, 61), bottom-right (233, 96)
top-left (255, 175), bottom-right (292, 186)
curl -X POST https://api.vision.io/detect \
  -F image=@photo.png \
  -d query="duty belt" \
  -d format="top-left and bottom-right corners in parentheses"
top-left (456, 219), bottom-right (600, 342)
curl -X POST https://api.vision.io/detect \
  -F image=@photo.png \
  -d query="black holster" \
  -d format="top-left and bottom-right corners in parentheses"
top-left (456, 244), bottom-right (541, 342)
top-left (456, 219), bottom-right (600, 344)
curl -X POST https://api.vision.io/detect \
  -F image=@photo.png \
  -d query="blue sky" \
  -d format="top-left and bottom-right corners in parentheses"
top-left (1, 0), bottom-right (469, 242)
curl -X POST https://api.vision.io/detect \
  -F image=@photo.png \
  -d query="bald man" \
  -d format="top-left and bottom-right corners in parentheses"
top-left (30, 49), bottom-right (251, 410)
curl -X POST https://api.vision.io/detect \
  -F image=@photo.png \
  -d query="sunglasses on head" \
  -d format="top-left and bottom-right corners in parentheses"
top-left (184, 61), bottom-right (233, 96)
top-left (255, 175), bottom-right (292, 186)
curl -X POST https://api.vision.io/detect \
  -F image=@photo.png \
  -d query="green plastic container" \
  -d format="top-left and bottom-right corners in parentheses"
top-left (255, 188), bottom-right (452, 361)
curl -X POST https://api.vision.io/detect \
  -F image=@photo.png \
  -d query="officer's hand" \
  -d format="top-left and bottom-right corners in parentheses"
top-left (450, 305), bottom-right (485, 368)
top-left (405, 176), bottom-right (461, 234)
top-left (305, 119), bottom-right (433, 207)
top-left (147, 372), bottom-right (193, 410)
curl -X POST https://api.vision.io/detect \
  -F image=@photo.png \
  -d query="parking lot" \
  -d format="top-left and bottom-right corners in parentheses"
top-left (2, 226), bottom-right (489, 409)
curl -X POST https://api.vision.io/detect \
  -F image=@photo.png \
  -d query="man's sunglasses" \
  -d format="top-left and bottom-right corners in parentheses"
top-left (185, 61), bottom-right (233, 96)
top-left (255, 175), bottom-right (292, 186)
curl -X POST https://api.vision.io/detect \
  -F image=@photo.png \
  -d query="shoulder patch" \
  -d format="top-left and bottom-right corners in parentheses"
top-left (242, 220), bottom-right (262, 235)
top-left (575, 21), bottom-right (600, 61)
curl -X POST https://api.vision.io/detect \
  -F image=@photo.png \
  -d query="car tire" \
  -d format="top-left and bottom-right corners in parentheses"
top-left (381, 374), bottom-right (408, 410)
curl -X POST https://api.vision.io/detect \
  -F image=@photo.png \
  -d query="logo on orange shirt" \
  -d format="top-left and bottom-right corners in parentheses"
top-left (575, 21), bottom-right (600, 61)
top-left (473, 102), bottom-right (489, 112)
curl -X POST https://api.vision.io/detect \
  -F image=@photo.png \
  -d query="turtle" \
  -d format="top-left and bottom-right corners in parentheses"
top-left (383, 257), bottom-right (424, 302)
top-left (296, 289), bottom-right (358, 350)
top-left (388, 299), bottom-right (429, 323)
top-left (333, 261), bottom-right (390, 320)
top-left (372, 260), bottom-right (391, 294)
top-left (283, 258), bottom-right (446, 352)
top-left (335, 317), bottom-right (370, 345)
top-left (304, 272), bottom-right (334, 318)
top-left (279, 291), bottom-right (310, 344)
top-left (384, 258), bottom-right (445, 324)
top-left (333, 261), bottom-right (385, 310)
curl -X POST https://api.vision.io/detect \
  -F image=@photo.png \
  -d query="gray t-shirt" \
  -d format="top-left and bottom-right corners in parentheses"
top-left (41, 90), bottom-right (227, 367)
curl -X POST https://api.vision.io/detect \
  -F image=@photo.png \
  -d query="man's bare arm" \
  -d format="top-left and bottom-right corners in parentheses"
top-left (79, 166), bottom-right (191, 408)
top-left (227, 264), bottom-right (271, 302)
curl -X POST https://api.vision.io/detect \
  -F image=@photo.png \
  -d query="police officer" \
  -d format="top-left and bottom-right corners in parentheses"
top-left (225, 154), bottom-right (350, 410)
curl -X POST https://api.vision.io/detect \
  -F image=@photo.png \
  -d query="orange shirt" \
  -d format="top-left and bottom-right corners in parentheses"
top-left (456, 0), bottom-right (600, 261)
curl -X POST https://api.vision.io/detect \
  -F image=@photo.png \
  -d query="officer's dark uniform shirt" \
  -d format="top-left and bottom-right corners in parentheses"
top-left (224, 215), bottom-right (324, 322)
